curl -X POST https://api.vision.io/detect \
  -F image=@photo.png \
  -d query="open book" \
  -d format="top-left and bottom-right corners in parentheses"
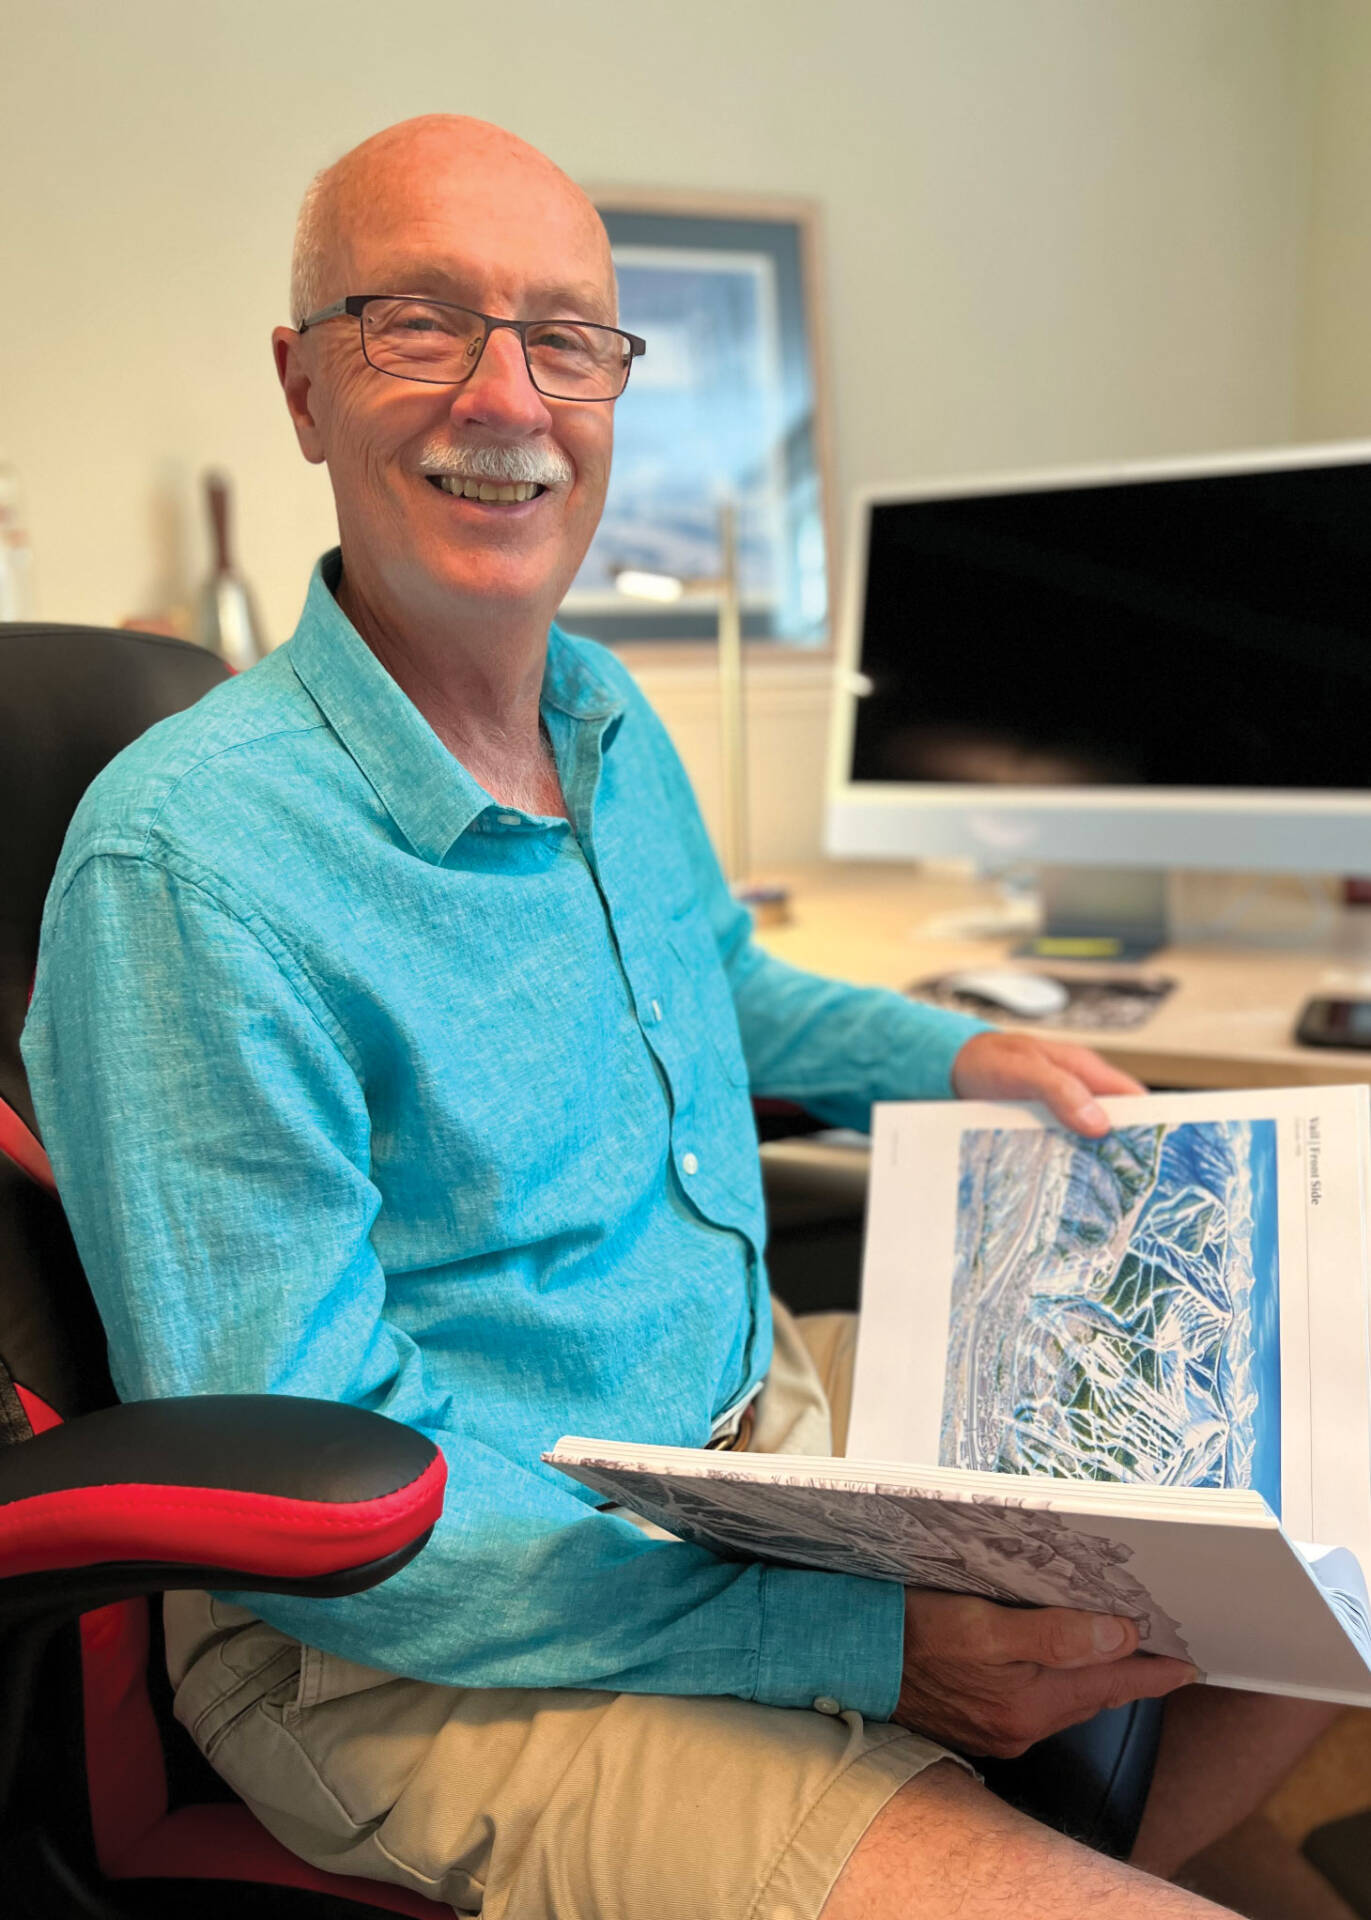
top-left (549, 1086), bottom-right (1371, 1704)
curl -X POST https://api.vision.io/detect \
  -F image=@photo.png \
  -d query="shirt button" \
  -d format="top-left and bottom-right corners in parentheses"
top-left (812, 1695), bottom-right (842, 1716)
top-left (650, 999), bottom-right (663, 1022)
top-left (681, 1151), bottom-right (699, 1176)
top-left (497, 812), bottom-right (521, 826)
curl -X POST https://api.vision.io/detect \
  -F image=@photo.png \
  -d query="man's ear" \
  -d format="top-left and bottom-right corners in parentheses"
top-left (272, 327), bottom-right (327, 465)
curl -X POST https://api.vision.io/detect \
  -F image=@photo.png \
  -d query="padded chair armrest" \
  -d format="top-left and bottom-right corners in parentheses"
top-left (0, 1395), bottom-right (446, 1623)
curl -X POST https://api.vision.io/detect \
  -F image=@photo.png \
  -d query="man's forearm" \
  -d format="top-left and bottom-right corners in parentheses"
top-left (235, 1470), bottom-right (906, 1717)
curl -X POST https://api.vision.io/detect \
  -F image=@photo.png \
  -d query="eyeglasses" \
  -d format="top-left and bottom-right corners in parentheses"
top-left (297, 295), bottom-right (646, 402)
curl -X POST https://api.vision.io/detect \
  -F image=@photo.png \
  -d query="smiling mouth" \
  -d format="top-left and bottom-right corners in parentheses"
top-left (426, 475), bottom-right (545, 503)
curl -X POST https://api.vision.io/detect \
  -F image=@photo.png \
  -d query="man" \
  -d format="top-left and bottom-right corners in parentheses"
top-left (22, 117), bottom-right (1339, 1919)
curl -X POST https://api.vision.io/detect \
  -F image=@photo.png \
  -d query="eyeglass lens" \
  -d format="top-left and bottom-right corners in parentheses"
top-left (359, 298), bottom-right (631, 399)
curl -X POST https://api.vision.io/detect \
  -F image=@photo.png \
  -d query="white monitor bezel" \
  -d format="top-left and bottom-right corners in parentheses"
top-left (826, 439), bottom-right (1371, 872)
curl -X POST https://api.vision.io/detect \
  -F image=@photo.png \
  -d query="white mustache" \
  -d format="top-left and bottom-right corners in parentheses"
top-left (418, 438), bottom-right (574, 489)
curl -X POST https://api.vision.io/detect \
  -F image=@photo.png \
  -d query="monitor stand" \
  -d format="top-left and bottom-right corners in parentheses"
top-left (1014, 866), bottom-right (1168, 964)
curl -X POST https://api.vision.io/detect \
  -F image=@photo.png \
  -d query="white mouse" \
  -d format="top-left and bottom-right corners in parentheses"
top-left (944, 968), bottom-right (1069, 1019)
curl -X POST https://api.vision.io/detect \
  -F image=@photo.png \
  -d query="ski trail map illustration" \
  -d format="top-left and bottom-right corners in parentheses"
top-left (941, 1120), bottom-right (1281, 1513)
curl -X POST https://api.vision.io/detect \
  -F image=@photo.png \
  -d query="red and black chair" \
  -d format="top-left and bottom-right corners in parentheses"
top-left (0, 621), bottom-right (1171, 1913)
top-left (0, 624), bottom-right (450, 1916)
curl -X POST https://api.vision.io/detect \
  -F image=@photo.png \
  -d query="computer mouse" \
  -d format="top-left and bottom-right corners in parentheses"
top-left (944, 969), bottom-right (1070, 1019)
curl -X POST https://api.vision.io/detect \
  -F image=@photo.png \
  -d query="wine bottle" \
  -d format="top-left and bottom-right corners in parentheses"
top-left (194, 470), bottom-right (267, 669)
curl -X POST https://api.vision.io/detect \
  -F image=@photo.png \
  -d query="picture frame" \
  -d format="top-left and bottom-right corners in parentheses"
top-left (560, 189), bottom-right (836, 653)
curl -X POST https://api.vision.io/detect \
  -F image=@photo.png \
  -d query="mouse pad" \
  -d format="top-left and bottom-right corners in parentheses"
top-left (908, 972), bottom-right (1177, 1032)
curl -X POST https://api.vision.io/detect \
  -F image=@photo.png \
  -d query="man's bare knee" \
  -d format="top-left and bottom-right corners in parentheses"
top-left (821, 1759), bottom-right (1232, 1919)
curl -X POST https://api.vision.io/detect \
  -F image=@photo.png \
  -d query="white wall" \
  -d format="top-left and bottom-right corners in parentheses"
top-left (0, 0), bottom-right (1319, 864)
top-left (1296, 0), bottom-right (1371, 441)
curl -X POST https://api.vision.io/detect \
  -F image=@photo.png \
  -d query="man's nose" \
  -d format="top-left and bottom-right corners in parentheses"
top-left (450, 325), bottom-right (553, 434)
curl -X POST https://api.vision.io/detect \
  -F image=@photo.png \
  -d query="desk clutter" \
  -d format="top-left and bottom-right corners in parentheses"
top-left (909, 969), bottom-right (1178, 1032)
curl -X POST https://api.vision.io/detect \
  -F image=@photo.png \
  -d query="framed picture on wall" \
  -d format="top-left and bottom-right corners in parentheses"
top-left (560, 190), bottom-right (835, 650)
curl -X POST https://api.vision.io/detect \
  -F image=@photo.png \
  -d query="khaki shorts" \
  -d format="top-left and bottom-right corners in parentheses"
top-left (165, 1304), bottom-right (961, 1918)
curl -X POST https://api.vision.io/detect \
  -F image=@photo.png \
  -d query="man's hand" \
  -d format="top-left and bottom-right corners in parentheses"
top-left (951, 1030), bottom-right (1145, 1136)
top-left (893, 1591), bottom-right (1196, 1758)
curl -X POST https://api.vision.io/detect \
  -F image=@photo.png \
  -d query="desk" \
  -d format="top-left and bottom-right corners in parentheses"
top-left (754, 864), bottom-right (1371, 1091)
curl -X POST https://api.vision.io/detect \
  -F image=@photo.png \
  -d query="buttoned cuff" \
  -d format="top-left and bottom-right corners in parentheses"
top-left (753, 1566), bottom-right (906, 1723)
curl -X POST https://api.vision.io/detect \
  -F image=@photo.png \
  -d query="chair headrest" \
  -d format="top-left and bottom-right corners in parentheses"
top-left (0, 625), bottom-right (230, 1134)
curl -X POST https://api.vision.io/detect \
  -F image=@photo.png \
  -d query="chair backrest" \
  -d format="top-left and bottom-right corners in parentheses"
top-left (0, 623), bottom-right (229, 1419)
top-left (0, 625), bottom-right (451, 1916)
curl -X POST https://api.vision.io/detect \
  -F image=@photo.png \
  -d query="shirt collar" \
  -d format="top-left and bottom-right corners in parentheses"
top-left (285, 551), bottom-right (625, 863)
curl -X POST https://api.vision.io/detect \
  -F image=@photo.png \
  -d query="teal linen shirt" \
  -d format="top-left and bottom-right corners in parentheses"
top-left (22, 554), bottom-right (986, 1722)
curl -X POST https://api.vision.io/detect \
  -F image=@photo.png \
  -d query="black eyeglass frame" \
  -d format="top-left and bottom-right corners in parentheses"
top-left (297, 294), bottom-right (646, 402)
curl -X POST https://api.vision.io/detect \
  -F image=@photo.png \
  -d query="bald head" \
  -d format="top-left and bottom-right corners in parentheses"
top-left (289, 115), bottom-right (614, 326)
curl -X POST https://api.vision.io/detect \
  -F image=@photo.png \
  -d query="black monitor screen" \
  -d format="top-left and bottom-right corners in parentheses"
top-left (851, 462), bottom-right (1371, 791)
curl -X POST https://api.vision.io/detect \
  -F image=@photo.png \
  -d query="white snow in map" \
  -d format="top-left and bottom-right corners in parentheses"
top-left (940, 1120), bottom-right (1278, 1497)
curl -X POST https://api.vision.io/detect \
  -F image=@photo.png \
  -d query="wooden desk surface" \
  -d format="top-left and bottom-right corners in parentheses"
top-left (754, 863), bottom-right (1371, 1090)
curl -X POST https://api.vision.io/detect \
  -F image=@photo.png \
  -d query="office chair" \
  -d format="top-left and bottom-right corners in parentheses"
top-left (0, 620), bottom-right (1162, 1917)
top-left (0, 623), bottom-right (451, 1916)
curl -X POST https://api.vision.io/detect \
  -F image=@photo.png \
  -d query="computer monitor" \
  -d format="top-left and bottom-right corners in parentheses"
top-left (827, 443), bottom-right (1371, 952)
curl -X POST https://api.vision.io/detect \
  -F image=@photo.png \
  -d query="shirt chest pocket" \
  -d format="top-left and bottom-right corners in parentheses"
top-left (665, 905), bottom-right (750, 1089)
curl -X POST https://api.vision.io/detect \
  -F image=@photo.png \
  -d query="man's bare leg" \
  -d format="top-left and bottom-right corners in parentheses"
top-left (1132, 1687), bottom-right (1341, 1879)
top-left (821, 1762), bottom-right (1231, 1919)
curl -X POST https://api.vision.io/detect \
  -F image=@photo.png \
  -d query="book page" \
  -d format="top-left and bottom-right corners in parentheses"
top-left (848, 1086), bottom-right (1371, 1557)
top-left (1295, 1542), bottom-right (1371, 1660)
